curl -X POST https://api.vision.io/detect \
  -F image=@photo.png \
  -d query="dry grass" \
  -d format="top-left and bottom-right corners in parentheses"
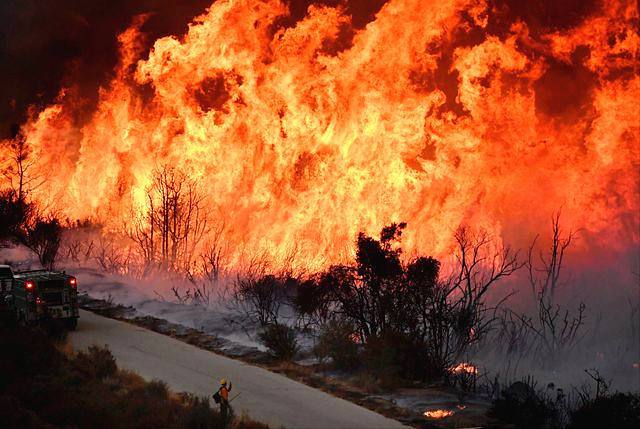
top-left (0, 314), bottom-right (270, 429)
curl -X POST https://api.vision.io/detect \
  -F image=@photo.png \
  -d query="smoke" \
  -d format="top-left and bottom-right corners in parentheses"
top-left (1, 0), bottom-right (619, 137)
top-left (0, 1), bottom-right (390, 139)
top-left (0, 0), bottom-right (212, 137)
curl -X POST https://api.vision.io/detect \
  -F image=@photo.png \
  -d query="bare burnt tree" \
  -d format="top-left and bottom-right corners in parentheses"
top-left (232, 274), bottom-right (292, 327)
top-left (527, 212), bottom-right (575, 301)
top-left (94, 236), bottom-right (134, 275)
top-left (512, 212), bottom-right (586, 363)
top-left (63, 237), bottom-right (83, 263)
top-left (172, 223), bottom-right (228, 306)
top-left (129, 165), bottom-right (209, 273)
top-left (448, 228), bottom-right (521, 340)
top-left (2, 124), bottom-right (43, 201)
top-left (424, 227), bottom-right (522, 376)
top-left (200, 222), bottom-right (228, 283)
top-left (130, 195), bottom-right (155, 269)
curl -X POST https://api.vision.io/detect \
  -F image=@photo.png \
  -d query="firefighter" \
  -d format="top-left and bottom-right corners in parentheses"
top-left (217, 378), bottom-right (232, 422)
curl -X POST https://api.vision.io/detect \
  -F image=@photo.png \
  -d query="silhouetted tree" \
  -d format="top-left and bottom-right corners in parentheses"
top-left (315, 223), bottom-right (521, 381)
top-left (327, 222), bottom-right (406, 342)
top-left (510, 212), bottom-right (585, 364)
top-left (232, 274), bottom-right (295, 327)
top-left (293, 277), bottom-right (334, 329)
top-left (0, 190), bottom-right (33, 243)
top-left (2, 124), bottom-right (43, 201)
top-left (22, 217), bottom-right (62, 270)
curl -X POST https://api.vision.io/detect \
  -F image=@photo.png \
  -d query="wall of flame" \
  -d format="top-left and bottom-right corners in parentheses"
top-left (6, 0), bottom-right (639, 268)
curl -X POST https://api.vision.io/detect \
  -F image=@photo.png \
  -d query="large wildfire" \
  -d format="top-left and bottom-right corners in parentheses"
top-left (3, 0), bottom-right (639, 269)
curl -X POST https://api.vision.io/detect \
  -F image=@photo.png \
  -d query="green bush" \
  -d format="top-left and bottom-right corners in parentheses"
top-left (258, 323), bottom-right (299, 360)
top-left (314, 319), bottom-right (360, 371)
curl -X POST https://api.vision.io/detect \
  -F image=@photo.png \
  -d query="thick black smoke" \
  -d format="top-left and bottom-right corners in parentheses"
top-left (0, 0), bottom-right (217, 138)
top-left (0, 0), bottom-right (609, 139)
top-left (0, 0), bottom-right (390, 139)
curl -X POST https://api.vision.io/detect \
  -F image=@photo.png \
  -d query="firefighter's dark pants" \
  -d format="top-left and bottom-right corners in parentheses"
top-left (221, 400), bottom-right (231, 423)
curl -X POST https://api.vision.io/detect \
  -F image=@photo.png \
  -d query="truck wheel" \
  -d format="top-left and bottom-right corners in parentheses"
top-left (65, 318), bottom-right (78, 330)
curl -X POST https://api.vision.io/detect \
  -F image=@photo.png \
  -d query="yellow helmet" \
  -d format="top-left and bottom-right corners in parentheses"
top-left (220, 378), bottom-right (227, 385)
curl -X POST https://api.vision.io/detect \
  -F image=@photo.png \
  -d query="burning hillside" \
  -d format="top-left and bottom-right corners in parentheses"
top-left (2, 0), bottom-right (639, 269)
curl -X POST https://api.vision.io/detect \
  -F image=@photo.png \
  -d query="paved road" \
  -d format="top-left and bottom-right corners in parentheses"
top-left (70, 310), bottom-right (407, 429)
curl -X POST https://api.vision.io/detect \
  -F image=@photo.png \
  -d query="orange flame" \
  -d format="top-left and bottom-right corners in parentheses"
top-left (6, 0), bottom-right (639, 269)
top-left (450, 362), bottom-right (478, 375)
top-left (424, 409), bottom-right (454, 419)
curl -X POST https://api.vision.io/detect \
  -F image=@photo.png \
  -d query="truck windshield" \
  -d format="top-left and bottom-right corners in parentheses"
top-left (0, 267), bottom-right (13, 278)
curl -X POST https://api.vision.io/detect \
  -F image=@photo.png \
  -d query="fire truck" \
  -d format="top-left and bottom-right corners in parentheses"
top-left (1, 265), bottom-right (79, 330)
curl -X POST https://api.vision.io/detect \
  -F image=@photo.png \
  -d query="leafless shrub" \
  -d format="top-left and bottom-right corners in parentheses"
top-left (231, 273), bottom-right (295, 328)
top-left (499, 212), bottom-right (587, 365)
top-left (94, 236), bottom-right (135, 275)
top-left (128, 165), bottom-right (209, 274)
top-left (175, 223), bottom-right (229, 306)
top-left (170, 280), bottom-right (213, 306)
top-left (62, 234), bottom-right (95, 264)
top-left (574, 369), bottom-right (611, 404)
top-left (437, 227), bottom-right (522, 362)
top-left (528, 213), bottom-right (585, 362)
top-left (63, 238), bottom-right (84, 262)
top-left (83, 240), bottom-right (95, 263)
top-left (200, 223), bottom-right (228, 283)
top-left (495, 308), bottom-right (535, 358)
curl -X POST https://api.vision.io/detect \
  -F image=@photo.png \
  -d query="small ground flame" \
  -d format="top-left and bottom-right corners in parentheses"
top-left (424, 409), bottom-right (454, 419)
top-left (450, 362), bottom-right (478, 375)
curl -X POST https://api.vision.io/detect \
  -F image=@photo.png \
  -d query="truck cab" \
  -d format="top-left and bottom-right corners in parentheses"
top-left (10, 268), bottom-right (79, 330)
